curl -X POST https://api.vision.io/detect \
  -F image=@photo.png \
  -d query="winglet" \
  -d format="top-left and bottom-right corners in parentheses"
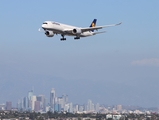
top-left (116, 22), bottom-right (122, 26)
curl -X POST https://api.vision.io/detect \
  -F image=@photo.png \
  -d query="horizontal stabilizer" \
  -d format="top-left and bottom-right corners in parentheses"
top-left (93, 31), bottom-right (106, 35)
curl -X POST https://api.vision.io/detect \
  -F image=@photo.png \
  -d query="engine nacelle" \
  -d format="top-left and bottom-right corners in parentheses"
top-left (72, 28), bottom-right (82, 34)
top-left (45, 31), bottom-right (54, 37)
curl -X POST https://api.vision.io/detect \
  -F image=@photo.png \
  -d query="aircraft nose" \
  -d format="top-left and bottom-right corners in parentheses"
top-left (42, 24), bottom-right (47, 30)
top-left (42, 22), bottom-right (48, 29)
top-left (42, 24), bottom-right (45, 28)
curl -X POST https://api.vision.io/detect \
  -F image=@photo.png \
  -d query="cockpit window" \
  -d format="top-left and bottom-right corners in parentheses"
top-left (43, 22), bottom-right (48, 24)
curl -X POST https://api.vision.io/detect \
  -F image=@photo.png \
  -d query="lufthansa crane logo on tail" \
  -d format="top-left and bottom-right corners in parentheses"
top-left (92, 23), bottom-right (95, 27)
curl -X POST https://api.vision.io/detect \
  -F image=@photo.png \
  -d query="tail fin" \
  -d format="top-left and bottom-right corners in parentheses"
top-left (89, 19), bottom-right (97, 32)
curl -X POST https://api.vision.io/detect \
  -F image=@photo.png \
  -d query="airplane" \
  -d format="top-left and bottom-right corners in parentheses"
top-left (39, 19), bottom-right (121, 40)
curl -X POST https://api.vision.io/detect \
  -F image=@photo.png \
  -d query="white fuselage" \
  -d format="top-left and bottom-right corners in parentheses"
top-left (42, 21), bottom-right (94, 37)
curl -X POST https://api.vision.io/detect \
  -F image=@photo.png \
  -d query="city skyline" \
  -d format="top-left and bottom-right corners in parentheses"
top-left (0, 88), bottom-right (158, 113)
top-left (1, 88), bottom-right (102, 113)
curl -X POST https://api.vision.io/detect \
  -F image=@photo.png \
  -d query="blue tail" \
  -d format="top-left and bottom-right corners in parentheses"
top-left (89, 19), bottom-right (97, 32)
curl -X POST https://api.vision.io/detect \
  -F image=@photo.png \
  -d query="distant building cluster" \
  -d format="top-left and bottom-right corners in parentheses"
top-left (0, 88), bottom-right (100, 113)
top-left (0, 88), bottom-right (158, 115)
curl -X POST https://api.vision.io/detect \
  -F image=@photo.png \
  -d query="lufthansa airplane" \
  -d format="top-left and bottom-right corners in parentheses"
top-left (40, 19), bottom-right (121, 40)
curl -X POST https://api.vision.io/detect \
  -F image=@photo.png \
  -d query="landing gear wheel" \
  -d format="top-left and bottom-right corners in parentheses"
top-left (74, 37), bottom-right (80, 40)
top-left (60, 38), bottom-right (66, 41)
top-left (60, 35), bottom-right (66, 41)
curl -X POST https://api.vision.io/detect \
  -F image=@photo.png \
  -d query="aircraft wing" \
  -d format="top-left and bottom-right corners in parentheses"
top-left (81, 22), bottom-right (122, 32)
top-left (63, 22), bottom-right (121, 34)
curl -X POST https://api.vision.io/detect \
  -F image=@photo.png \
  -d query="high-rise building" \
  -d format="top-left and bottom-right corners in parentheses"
top-left (28, 90), bottom-right (33, 101)
top-left (34, 101), bottom-right (40, 112)
top-left (44, 98), bottom-right (48, 111)
top-left (6, 101), bottom-right (12, 110)
top-left (87, 99), bottom-right (92, 111)
top-left (21, 98), bottom-right (24, 110)
top-left (62, 95), bottom-right (68, 104)
top-left (31, 95), bottom-right (37, 111)
top-left (28, 90), bottom-right (33, 109)
top-left (79, 105), bottom-right (84, 112)
top-left (57, 97), bottom-right (64, 109)
top-left (84, 104), bottom-right (87, 111)
top-left (0, 104), bottom-right (5, 110)
top-left (58, 104), bottom-right (61, 112)
top-left (50, 88), bottom-right (56, 111)
top-left (37, 95), bottom-right (45, 111)
top-left (91, 103), bottom-right (95, 111)
top-left (64, 104), bottom-right (69, 112)
top-left (17, 99), bottom-right (21, 111)
top-left (69, 103), bottom-right (73, 113)
top-left (95, 103), bottom-right (100, 112)
top-left (54, 103), bottom-right (59, 112)
top-left (73, 104), bottom-right (79, 113)
top-left (23, 97), bottom-right (28, 110)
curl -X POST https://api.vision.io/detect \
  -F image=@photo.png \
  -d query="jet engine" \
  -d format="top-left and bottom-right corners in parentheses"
top-left (72, 28), bottom-right (82, 34)
top-left (45, 31), bottom-right (54, 37)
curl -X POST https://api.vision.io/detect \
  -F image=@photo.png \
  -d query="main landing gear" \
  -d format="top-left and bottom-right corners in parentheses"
top-left (60, 35), bottom-right (80, 40)
top-left (60, 35), bottom-right (66, 41)
top-left (74, 36), bottom-right (80, 40)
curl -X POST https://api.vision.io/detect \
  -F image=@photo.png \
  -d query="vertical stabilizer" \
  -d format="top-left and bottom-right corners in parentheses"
top-left (89, 19), bottom-right (97, 32)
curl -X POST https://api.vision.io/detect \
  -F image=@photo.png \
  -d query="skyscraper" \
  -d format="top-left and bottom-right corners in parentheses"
top-left (28, 90), bottom-right (33, 109)
top-left (64, 104), bottom-right (69, 112)
top-left (57, 97), bottom-right (64, 109)
top-left (79, 105), bottom-right (84, 112)
top-left (50, 88), bottom-right (56, 111)
top-left (95, 103), bottom-right (100, 112)
top-left (74, 104), bottom-right (79, 113)
top-left (31, 95), bottom-right (37, 111)
top-left (0, 104), bottom-right (5, 110)
top-left (21, 98), bottom-right (24, 110)
top-left (87, 99), bottom-right (92, 111)
top-left (6, 101), bottom-right (12, 110)
top-left (17, 99), bottom-right (21, 111)
top-left (62, 95), bottom-right (68, 104)
top-left (34, 101), bottom-right (40, 112)
top-left (28, 90), bottom-right (33, 101)
top-left (23, 97), bottom-right (28, 110)
top-left (37, 95), bottom-right (45, 111)
top-left (69, 103), bottom-right (73, 113)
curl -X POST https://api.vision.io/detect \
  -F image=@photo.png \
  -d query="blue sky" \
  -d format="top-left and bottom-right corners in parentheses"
top-left (0, 0), bottom-right (159, 107)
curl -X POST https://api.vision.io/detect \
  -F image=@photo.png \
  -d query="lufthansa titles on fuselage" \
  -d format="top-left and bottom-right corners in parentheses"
top-left (52, 22), bottom-right (60, 26)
